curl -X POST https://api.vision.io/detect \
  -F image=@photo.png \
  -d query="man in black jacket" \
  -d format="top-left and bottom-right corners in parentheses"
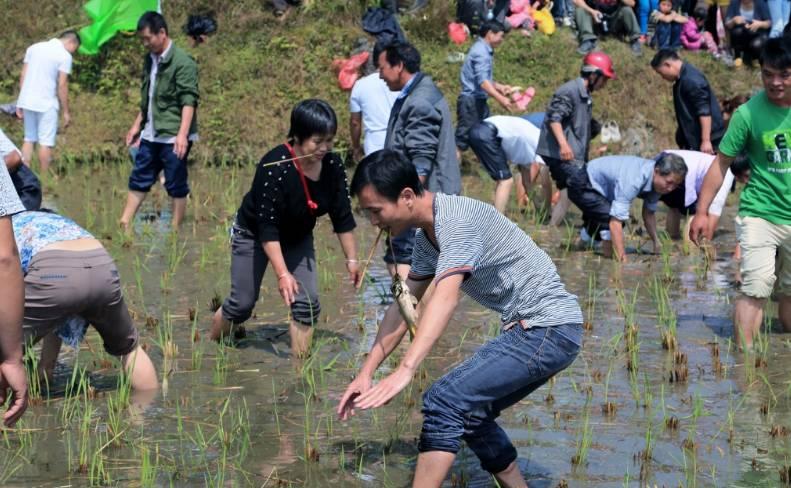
top-left (651, 49), bottom-right (725, 155)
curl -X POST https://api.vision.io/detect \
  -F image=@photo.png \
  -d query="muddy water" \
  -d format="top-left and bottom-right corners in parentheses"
top-left (4, 161), bottom-right (790, 487)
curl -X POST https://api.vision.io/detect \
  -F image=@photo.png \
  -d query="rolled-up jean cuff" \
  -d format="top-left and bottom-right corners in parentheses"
top-left (417, 433), bottom-right (463, 454)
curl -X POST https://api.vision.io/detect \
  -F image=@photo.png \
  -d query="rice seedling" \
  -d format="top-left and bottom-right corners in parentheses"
top-left (584, 273), bottom-right (597, 331)
top-left (571, 395), bottom-right (593, 467)
top-left (190, 306), bottom-right (203, 370)
top-left (649, 276), bottom-right (677, 350)
top-left (23, 338), bottom-right (46, 406)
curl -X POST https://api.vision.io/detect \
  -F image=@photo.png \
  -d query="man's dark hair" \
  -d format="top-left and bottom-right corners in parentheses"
top-left (373, 41), bottom-right (386, 69)
top-left (59, 30), bottom-right (81, 45)
top-left (480, 20), bottom-right (506, 38)
top-left (650, 49), bottom-right (680, 69)
top-left (183, 14), bottom-right (217, 40)
top-left (383, 42), bottom-right (421, 74)
top-left (137, 11), bottom-right (169, 35)
top-left (351, 149), bottom-right (424, 202)
top-left (654, 152), bottom-right (688, 178)
top-left (730, 154), bottom-right (751, 178)
top-left (760, 36), bottom-right (791, 70)
top-left (287, 99), bottom-right (337, 142)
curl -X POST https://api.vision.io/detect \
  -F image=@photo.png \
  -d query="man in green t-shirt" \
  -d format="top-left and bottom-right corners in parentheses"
top-left (690, 37), bottom-right (791, 350)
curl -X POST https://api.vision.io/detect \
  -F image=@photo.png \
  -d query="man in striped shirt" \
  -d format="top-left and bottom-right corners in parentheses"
top-left (338, 149), bottom-right (583, 487)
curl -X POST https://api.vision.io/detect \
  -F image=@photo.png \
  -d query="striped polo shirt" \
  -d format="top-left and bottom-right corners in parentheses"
top-left (409, 193), bottom-right (583, 328)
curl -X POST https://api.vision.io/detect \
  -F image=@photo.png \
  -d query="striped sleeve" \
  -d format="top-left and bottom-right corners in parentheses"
top-left (434, 219), bottom-right (482, 283)
top-left (407, 230), bottom-right (436, 281)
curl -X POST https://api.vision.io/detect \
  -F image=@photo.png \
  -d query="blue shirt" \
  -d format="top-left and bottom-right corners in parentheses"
top-left (11, 211), bottom-right (93, 273)
top-left (585, 156), bottom-right (660, 221)
top-left (460, 39), bottom-right (494, 99)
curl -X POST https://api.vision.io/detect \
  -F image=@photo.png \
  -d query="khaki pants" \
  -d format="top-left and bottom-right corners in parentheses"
top-left (574, 5), bottom-right (641, 43)
top-left (736, 216), bottom-right (791, 299)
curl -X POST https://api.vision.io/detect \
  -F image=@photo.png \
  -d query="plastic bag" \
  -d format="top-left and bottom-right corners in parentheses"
top-left (448, 22), bottom-right (469, 44)
top-left (332, 51), bottom-right (370, 91)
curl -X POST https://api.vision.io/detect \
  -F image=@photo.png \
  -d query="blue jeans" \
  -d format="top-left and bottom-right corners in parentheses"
top-left (128, 139), bottom-right (191, 197)
top-left (419, 322), bottom-right (582, 473)
top-left (551, 0), bottom-right (575, 18)
top-left (768, 0), bottom-right (791, 37)
top-left (638, 0), bottom-right (659, 34)
top-left (653, 21), bottom-right (682, 49)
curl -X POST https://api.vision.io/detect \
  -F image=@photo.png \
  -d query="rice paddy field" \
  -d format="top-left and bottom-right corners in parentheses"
top-left (3, 157), bottom-right (790, 487)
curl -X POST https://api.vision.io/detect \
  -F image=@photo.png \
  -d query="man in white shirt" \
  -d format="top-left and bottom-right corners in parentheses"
top-left (16, 31), bottom-right (80, 173)
top-left (469, 114), bottom-right (552, 213)
top-left (661, 149), bottom-right (748, 240)
top-left (349, 44), bottom-right (399, 163)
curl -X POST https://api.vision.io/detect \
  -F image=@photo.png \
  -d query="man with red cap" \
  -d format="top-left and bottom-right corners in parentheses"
top-left (537, 51), bottom-right (616, 225)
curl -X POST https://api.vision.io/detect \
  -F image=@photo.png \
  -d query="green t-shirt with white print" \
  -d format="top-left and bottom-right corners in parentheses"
top-left (719, 91), bottom-right (791, 224)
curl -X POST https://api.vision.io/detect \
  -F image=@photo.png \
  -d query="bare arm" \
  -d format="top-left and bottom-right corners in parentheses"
top-left (173, 105), bottom-right (195, 160)
top-left (352, 274), bottom-right (464, 410)
top-left (621, 0), bottom-right (635, 7)
top-left (126, 112), bottom-right (144, 146)
top-left (690, 153), bottom-right (733, 242)
top-left (550, 121), bottom-right (574, 161)
top-left (262, 240), bottom-right (298, 307)
top-left (642, 205), bottom-right (659, 250)
top-left (699, 115), bottom-right (713, 153)
top-left (337, 277), bottom-right (432, 419)
top-left (57, 72), bottom-right (70, 128)
top-left (609, 218), bottom-right (627, 262)
top-left (574, 0), bottom-right (601, 17)
top-left (336, 231), bottom-right (361, 288)
top-left (349, 112), bottom-right (363, 161)
top-left (481, 80), bottom-right (513, 111)
top-left (0, 216), bottom-right (27, 426)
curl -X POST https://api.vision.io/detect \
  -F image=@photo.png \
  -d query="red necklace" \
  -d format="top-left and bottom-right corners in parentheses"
top-left (284, 142), bottom-right (319, 215)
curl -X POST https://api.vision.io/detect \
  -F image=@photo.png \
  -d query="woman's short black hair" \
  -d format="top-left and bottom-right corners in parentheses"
top-left (351, 149), bottom-right (424, 202)
top-left (183, 14), bottom-right (217, 40)
top-left (137, 11), bottom-right (168, 35)
top-left (287, 99), bottom-right (337, 142)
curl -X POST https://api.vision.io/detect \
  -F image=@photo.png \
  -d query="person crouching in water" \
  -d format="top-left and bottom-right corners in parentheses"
top-left (338, 149), bottom-right (582, 487)
top-left (13, 210), bottom-right (157, 391)
top-left (210, 99), bottom-right (360, 358)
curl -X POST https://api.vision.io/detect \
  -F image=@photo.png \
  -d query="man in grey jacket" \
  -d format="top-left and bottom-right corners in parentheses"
top-left (379, 42), bottom-right (462, 278)
top-left (537, 51), bottom-right (615, 225)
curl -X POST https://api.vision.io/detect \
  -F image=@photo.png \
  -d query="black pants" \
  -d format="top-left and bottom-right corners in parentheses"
top-left (566, 166), bottom-right (612, 239)
top-left (729, 26), bottom-right (768, 64)
top-left (544, 156), bottom-right (584, 191)
top-left (456, 95), bottom-right (490, 151)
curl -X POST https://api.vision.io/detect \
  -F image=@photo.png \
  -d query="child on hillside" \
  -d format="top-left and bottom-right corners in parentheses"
top-left (681, 6), bottom-right (719, 55)
top-left (651, 0), bottom-right (688, 49)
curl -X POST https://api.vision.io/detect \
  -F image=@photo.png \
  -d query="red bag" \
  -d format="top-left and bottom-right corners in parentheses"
top-left (448, 22), bottom-right (468, 45)
top-left (333, 51), bottom-right (370, 91)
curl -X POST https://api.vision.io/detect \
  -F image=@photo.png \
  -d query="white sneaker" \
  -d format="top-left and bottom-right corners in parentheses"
top-left (601, 121), bottom-right (622, 144)
top-left (599, 122), bottom-right (612, 144)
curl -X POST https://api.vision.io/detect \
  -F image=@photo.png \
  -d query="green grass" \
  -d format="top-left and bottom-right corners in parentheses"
top-left (0, 0), bottom-right (758, 165)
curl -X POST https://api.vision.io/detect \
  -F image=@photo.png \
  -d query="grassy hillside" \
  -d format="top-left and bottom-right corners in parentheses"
top-left (0, 0), bottom-right (761, 165)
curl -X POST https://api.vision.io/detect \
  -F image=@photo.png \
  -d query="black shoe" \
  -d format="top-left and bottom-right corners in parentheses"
top-left (577, 39), bottom-right (596, 55)
top-left (630, 39), bottom-right (643, 56)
